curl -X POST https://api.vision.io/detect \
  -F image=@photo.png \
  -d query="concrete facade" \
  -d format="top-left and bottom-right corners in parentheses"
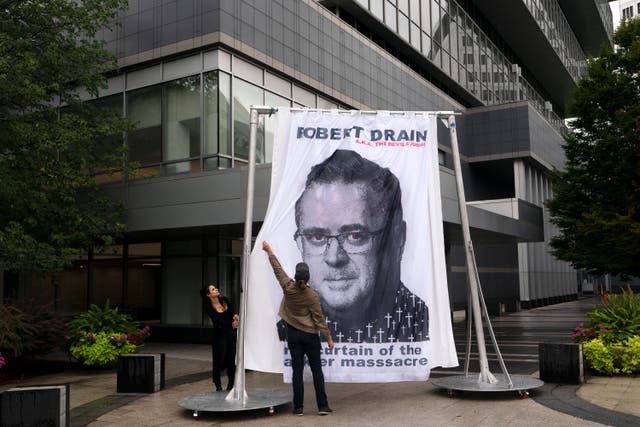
top-left (10, 0), bottom-right (614, 335)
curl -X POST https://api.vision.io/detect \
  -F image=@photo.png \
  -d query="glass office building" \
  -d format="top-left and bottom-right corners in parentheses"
top-left (5, 0), bottom-right (613, 340)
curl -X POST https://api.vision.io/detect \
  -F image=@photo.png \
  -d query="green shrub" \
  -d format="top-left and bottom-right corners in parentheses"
top-left (65, 301), bottom-right (150, 367)
top-left (18, 300), bottom-right (66, 356)
top-left (69, 331), bottom-right (136, 367)
top-left (572, 287), bottom-right (640, 375)
top-left (65, 301), bottom-right (139, 348)
top-left (583, 339), bottom-right (618, 375)
top-left (582, 335), bottom-right (640, 375)
top-left (586, 287), bottom-right (640, 342)
top-left (0, 304), bottom-right (34, 358)
top-left (619, 336), bottom-right (640, 374)
top-left (0, 300), bottom-right (65, 359)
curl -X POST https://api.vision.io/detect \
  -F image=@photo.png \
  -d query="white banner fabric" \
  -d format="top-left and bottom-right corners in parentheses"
top-left (245, 109), bottom-right (458, 382)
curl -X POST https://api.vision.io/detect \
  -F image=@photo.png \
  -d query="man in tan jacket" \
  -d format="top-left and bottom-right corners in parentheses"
top-left (262, 240), bottom-right (335, 416)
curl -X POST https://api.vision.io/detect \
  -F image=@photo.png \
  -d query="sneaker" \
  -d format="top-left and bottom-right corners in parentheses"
top-left (318, 406), bottom-right (333, 415)
top-left (293, 407), bottom-right (304, 416)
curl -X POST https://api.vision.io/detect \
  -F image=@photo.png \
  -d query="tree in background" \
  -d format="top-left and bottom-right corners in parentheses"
top-left (547, 18), bottom-right (640, 278)
top-left (0, 0), bottom-right (131, 277)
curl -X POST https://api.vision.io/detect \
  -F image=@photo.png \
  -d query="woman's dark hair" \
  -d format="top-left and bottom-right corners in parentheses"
top-left (200, 285), bottom-right (210, 300)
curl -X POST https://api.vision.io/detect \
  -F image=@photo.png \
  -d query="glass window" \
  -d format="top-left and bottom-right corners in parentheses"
top-left (371, 0), bottom-right (384, 20)
top-left (163, 76), bottom-right (200, 173)
top-left (449, 20), bottom-right (458, 60)
top-left (204, 71), bottom-right (232, 162)
top-left (233, 78), bottom-right (264, 163)
top-left (398, 12), bottom-right (409, 41)
top-left (127, 85), bottom-right (162, 165)
top-left (439, 5), bottom-right (449, 55)
top-left (421, 31), bottom-right (431, 56)
top-left (90, 94), bottom-right (124, 176)
top-left (431, 3), bottom-right (441, 47)
top-left (384, 1), bottom-right (397, 32)
top-left (409, 0), bottom-right (420, 23)
top-left (410, 23), bottom-right (421, 50)
top-left (421, 0), bottom-right (431, 36)
top-left (58, 265), bottom-right (87, 313)
top-left (264, 91), bottom-right (291, 163)
top-left (450, 59), bottom-right (459, 82)
top-left (398, 0), bottom-right (408, 15)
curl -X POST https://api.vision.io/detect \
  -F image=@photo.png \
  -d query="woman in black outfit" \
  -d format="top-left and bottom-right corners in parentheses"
top-left (202, 283), bottom-right (239, 391)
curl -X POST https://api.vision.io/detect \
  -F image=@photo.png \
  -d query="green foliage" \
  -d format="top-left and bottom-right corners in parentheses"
top-left (0, 300), bottom-right (66, 359)
top-left (570, 321), bottom-right (611, 344)
top-left (65, 302), bottom-right (149, 367)
top-left (0, 0), bottom-right (132, 276)
top-left (69, 331), bottom-right (136, 367)
top-left (65, 301), bottom-right (139, 348)
top-left (547, 18), bottom-right (640, 277)
top-left (583, 339), bottom-right (618, 375)
top-left (586, 289), bottom-right (640, 341)
top-left (620, 336), bottom-right (640, 374)
top-left (573, 288), bottom-right (640, 375)
top-left (582, 336), bottom-right (640, 375)
top-left (0, 304), bottom-right (35, 357)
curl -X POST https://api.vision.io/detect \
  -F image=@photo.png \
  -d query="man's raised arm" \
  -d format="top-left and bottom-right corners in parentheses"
top-left (262, 241), bottom-right (290, 288)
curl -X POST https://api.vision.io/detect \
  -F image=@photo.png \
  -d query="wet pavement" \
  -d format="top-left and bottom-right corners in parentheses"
top-left (1, 296), bottom-right (639, 426)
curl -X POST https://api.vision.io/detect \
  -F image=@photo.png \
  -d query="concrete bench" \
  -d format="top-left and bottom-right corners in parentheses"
top-left (0, 384), bottom-right (70, 427)
top-left (117, 353), bottom-right (165, 393)
top-left (539, 342), bottom-right (584, 384)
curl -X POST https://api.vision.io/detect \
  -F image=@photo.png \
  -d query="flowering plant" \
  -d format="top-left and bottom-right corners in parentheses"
top-left (69, 332), bottom-right (136, 367)
top-left (0, 352), bottom-right (5, 369)
top-left (65, 302), bottom-right (152, 367)
top-left (571, 322), bottom-right (612, 344)
top-left (127, 325), bottom-right (151, 345)
top-left (572, 286), bottom-right (640, 375)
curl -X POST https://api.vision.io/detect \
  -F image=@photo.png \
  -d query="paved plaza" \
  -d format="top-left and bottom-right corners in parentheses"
top-left (2, 297), bottom-right (639, 426)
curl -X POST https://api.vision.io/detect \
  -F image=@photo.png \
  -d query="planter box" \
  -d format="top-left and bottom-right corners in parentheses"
top-left (539, 342), bottom-right (584, 384)
top-left (0, 384), bottom-right (70, 427)
top-left (117, 353), bottom-right (165, 393)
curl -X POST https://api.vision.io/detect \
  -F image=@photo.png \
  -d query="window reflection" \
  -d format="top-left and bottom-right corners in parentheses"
top-left (233, 78), bottom-right (264, 163)
top-left (204, 71), bottom-right (232, 169)
top-left (103, 53), bottom-right (341, 179)
top-left (127, 85), bottom-right (162, 165)
top-left (163, 76), bottom-right (200, 172)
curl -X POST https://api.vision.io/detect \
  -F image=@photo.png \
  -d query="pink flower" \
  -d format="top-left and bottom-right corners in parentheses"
top-left (0, 352), bottom-right (5, 369)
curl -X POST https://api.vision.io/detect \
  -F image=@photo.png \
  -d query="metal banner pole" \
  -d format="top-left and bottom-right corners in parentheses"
top-left (447, 114), bottom-right (496, 384)
top-left (430, 113), bottom-right (543, 397)
top-left (179, 106), bottom-right (291, 417)
top-left (226, 106), bottom-right (267, 402)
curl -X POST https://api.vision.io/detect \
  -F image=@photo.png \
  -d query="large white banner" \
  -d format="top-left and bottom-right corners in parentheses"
top-left (245, 109), bottom-right (457, 382)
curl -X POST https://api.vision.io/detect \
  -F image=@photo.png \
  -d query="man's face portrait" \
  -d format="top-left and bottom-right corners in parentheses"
top-left (295, 180), bottom-right (385, 313)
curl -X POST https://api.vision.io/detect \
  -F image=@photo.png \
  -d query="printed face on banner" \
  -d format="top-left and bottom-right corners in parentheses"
top-left (245, 111), bottom-right (457, 383)
top-left (295, 181), bottom-right (383, 312)
top-left (285, 149), bottom-right (426, 346)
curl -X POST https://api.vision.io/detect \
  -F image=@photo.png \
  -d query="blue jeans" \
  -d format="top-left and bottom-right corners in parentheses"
top-left (286, 324), bottom-right (328, 410)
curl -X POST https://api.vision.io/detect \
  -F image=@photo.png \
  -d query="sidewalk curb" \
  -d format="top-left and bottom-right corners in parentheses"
top-left (533, 383), bottom-right (640, 426)
top-left (70, 371), bottom-right (212, 426)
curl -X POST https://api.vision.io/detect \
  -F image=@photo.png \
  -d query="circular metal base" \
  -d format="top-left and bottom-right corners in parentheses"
top-left (431, 374), bottom-right (544, 393)
top-left (178, 388), bottom-right (292, 413)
